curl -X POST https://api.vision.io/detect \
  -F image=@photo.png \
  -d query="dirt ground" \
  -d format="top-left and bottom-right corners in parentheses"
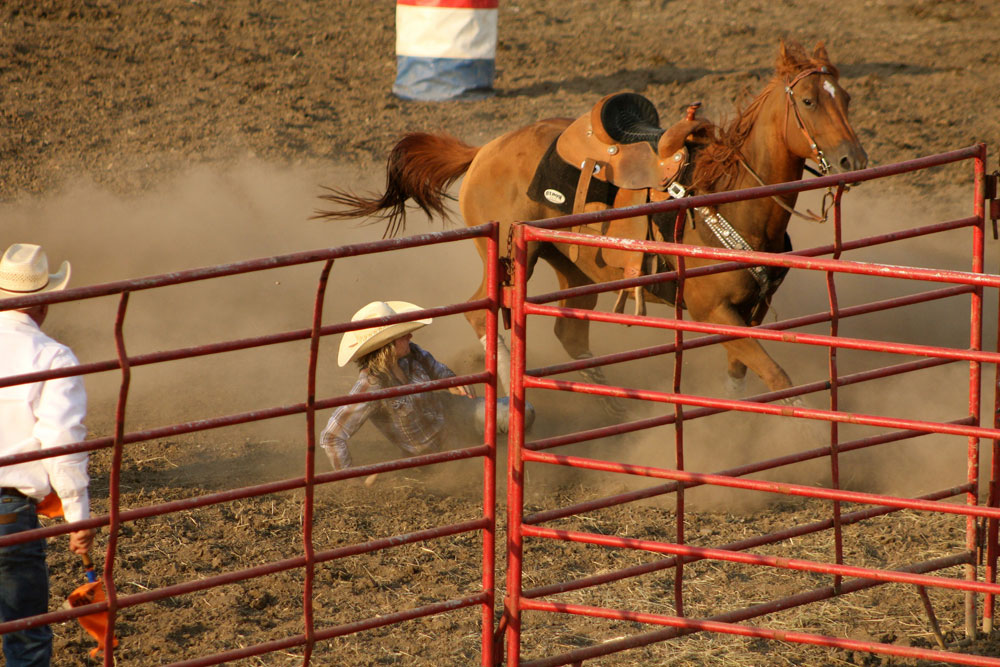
top-left (3, 0), bottom-right (1000, 665)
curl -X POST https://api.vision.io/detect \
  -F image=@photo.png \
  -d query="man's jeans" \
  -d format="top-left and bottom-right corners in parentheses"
top-left (0, 493), bottom-right (51, 667)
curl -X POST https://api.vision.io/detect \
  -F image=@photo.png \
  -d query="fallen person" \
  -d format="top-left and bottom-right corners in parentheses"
top-left (320, 300), bottom-right (533, 472)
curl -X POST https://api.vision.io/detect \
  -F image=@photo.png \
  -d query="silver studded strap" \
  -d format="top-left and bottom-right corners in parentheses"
top-left (666, 182), bottom-right (776, 297)
top-left (695, 206), bottom-right (771, 290)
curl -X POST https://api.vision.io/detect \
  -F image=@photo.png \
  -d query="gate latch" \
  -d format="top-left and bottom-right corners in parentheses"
top-left (987, 171), bottom-right (999, 240)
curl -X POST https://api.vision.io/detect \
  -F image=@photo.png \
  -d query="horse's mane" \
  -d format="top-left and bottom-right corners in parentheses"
top-left (688, 40), bottom-right (838, 193)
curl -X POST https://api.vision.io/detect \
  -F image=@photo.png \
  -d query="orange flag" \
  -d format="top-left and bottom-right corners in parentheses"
top-left (36, 492), bottom-right (63, 518)
top-left (41, 496), bottom-right (119, 659)
top-left (67, 554), bottom-right (118, 658)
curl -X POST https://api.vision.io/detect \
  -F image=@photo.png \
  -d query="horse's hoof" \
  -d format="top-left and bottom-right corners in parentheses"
top-left (776, 395), bottom-right (806, 408)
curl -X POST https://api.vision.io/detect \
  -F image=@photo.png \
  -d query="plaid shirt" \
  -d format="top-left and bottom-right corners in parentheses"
top-left (320, 343), bottom-right (456, 470)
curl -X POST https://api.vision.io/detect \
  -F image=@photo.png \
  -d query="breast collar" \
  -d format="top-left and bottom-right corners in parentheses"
top-left (664, 180), bottom-right (774, 294)
top-left (694, 206), bottom-right (774, 293)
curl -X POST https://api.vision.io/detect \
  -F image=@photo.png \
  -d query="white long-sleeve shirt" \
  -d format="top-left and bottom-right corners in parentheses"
top-left (0, 310), bottom-right (90, 523)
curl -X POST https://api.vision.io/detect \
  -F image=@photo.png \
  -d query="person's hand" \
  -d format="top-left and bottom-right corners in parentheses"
top-left (69, 528), bottom-right (96, 555)
top-left (449, 385), bottom-right (476, 398)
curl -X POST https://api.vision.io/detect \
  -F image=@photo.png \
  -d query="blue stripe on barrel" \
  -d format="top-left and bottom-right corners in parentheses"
top-left (394, 0), bottom-right (498, 101)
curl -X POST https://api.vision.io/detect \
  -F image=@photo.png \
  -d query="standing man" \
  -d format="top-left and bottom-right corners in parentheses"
top-left (0, 243), bottom-right (95, 666)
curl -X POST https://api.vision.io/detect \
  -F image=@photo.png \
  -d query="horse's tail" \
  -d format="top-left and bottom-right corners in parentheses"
top-left (313, 132), bottom-right (481, 238)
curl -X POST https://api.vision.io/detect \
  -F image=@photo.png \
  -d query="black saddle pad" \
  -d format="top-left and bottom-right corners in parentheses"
top-left (526, 137), bottom-right (618, 215)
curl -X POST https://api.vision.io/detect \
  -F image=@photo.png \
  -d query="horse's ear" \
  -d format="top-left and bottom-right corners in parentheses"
top-left (778, 38), bottom-right (790, 63)
top-left (812, 42), bottom-right (830, 65)
top-left (777, 38), bottom-right (805, 72)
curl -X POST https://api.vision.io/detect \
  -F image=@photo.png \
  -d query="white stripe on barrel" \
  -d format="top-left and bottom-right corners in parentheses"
top-left (394, 0), bottom-right (498, 101)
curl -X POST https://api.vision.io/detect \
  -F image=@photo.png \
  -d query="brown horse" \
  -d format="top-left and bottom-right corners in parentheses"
top-left (315, 41), bottom-right (867, 412)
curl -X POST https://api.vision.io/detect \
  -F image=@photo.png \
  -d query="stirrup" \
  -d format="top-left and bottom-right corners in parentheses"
top-left (612, 289), bottom-right (628, 314)
top-left (612, 287), bottom-right (646, 319)
top-left (633, 285), bottom-right (646, 316)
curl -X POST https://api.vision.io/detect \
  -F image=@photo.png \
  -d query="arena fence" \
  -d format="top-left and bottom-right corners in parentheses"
top-left (3, 147), bottom-right (999, 667)
top-left (0, 223), bottom-right (502, 666)
top-left (502, 144), bottom-right (1000, 665)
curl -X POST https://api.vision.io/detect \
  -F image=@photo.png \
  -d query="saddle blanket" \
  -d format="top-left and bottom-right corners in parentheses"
top-left (526, 137), bottom-right (617, 215)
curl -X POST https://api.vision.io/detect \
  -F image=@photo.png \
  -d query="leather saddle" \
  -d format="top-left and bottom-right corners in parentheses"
top-left (553, 92), bottom-right (710, 316)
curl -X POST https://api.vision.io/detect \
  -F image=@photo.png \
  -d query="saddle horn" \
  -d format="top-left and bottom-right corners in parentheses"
top-left (656, 102), bottom-right (709, 159)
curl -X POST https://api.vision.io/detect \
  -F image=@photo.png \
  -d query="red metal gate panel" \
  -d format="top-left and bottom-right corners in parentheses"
top-left (503, 145), bottom-right (1000, 665)
top-left (0, 223), bottom-right (502, 666)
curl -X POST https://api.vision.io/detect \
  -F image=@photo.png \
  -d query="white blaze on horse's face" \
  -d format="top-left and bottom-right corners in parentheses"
top-left (787, 71), bottom-right (868, 174)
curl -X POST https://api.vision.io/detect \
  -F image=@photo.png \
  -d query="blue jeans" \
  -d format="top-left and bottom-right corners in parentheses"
top-left (0, 493), bottom-right (51, 667)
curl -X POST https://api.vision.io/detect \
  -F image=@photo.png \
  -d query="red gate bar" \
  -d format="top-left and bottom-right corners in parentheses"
top-left (516, 144), bottom-right (985, 234)
top-left (524, 486), bottom-right (967, 600)
top-left (521, 600), bottom-right (1000, 667)
top-left (523, 525), bottom-right (998, 596)
top-left (0, 226), bottom-right (493, 312)
top-left (526, 227), bottom-right (998, 288)
top-left (525, 449), bottom-right (1000, 521)
top-left (530, 285), bottom-right (973, 380)
top-left (525, 421), bottom-right (972, 525)
top-left (527, 216), bottom-right (979, 308)
top-left (523, 552), bottom-right (971, 667)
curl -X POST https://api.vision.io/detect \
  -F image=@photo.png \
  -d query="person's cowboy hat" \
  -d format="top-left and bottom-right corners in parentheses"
top-left (337, 300), bottom-right (432, 367)
top-left (0, 243), bottom-right (71, 298)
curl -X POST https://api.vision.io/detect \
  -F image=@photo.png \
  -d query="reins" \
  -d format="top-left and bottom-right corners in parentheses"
top-left (737, 156), bottom-right (834, 223)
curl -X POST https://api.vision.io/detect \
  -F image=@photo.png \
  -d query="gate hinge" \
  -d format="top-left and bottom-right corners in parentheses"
top-left (986, 171), bottom-right (999, 240)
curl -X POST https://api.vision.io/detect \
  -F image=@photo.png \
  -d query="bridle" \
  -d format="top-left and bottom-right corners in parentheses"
top-left (736, 65), bottom-right (846, 222)
top-left (783, 66), bottom-right (836, 175)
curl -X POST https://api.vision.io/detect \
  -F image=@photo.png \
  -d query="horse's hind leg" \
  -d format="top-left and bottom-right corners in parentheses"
top-left (725, 357), bottom-right (749, 397)
top-left (544, 251), bottom-right (628, 419)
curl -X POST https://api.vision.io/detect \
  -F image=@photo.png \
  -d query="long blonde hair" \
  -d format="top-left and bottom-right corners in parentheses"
top-left (357, 340), bottom-right (399, 386)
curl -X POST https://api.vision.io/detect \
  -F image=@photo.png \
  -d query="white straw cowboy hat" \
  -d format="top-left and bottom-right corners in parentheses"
top-left (0, 243), bottom-right (71, 297)
top-left (337, 300), bottom-right (432, 367)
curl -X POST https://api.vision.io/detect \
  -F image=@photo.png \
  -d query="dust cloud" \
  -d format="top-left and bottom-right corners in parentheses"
top-left (1, 163), bottom-right (995, 510)
top-left (603, 183), bottom-right (998, 513)
top-left (0, 159), bottom-right (490, 481)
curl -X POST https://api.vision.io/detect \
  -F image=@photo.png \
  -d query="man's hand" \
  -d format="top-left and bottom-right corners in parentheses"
top-left (69, 528), bottom-right (96, 555)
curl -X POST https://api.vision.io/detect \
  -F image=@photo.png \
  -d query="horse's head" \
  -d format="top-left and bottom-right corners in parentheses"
top-left (778, 42), bottom-right (868, 175)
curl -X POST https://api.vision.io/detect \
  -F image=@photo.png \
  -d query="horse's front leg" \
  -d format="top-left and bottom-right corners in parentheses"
top-left (706, 303), bottom-right (795, 397)
top-left (554, 312), bottom-right (628, 420)
top-left (711, 306), bottom-right (826, 448)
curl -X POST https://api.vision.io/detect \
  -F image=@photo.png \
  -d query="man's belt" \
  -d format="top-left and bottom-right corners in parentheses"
top-left (0, 487), bottom-right (28, 499)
